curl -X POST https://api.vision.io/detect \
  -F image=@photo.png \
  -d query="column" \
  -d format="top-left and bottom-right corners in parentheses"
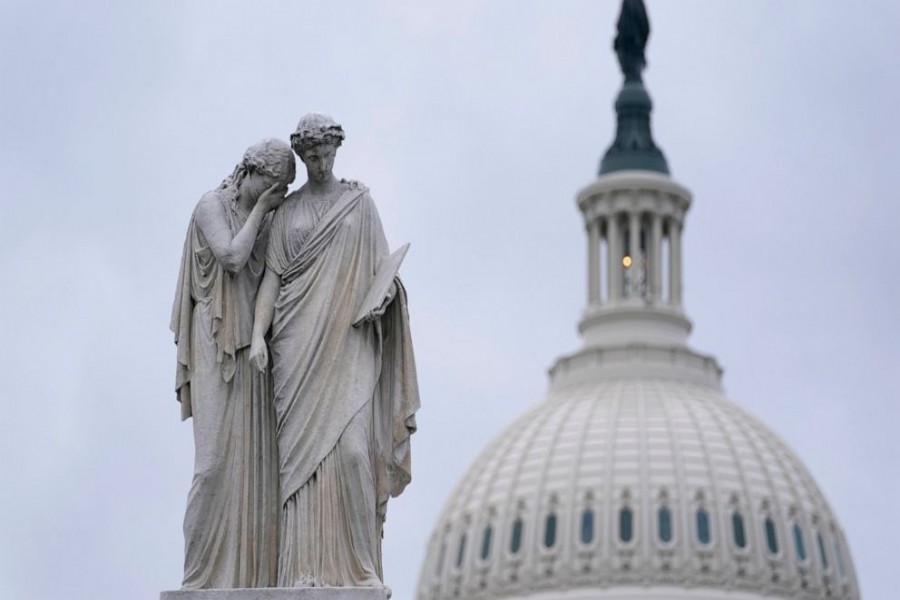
top-left (587, 217), bottom-right (600, 306)
top-left (607, 213), bottom-right (621, 302)
top-left (629, 211), bottom-right (641, 298)
top-left (669, 218), bottom-right (682, 305)
top-left (650, 213), bottom-right (662, 301)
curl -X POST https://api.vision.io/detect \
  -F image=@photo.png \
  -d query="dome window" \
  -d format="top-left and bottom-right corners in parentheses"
top-left (816, 531), bottom-right (829, 570)
top-left (580, 508), bottom-right (595, 545)
top-left (658, 506), bottom-right (673, 543)
top-left (543, 513), bottom-right (557, 548)
top-left (619, 507), bottom-right (634, 543)
top-left (510, 518), bottom-right (523, 555)
top-left (480, 525), bottom-right (492, 561)
top-left (696, 508), bottom-right (711, 545)
top-left (764, 517), bottom-right (779, 554)
top-left (792, 523), bottom-right (807, 561)
top-left (731, 512), bottom-right (747, 549)
top-left (456, 533), bottom-right (467, 569)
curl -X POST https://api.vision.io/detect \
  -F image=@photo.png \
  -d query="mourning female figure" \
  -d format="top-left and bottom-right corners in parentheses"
top-left (171, 139), bottom-right (296, 589)
top-left (250, 114), bottom-right (419, 590)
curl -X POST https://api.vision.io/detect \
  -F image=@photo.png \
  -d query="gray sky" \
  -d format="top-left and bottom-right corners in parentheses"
top-left (1, 1), bottom-right (897, 599)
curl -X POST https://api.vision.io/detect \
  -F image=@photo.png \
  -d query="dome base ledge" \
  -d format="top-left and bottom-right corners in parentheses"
top-left (549, 343), bottom-right (723, 390)
top-left (579, 303), bottom-right (693, 348)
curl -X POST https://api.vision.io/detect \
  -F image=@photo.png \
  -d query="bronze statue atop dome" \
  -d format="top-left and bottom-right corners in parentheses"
top-left (614, 0), bottom-right (650, 82)
top-left (600, 0), bottom-right (668, 175)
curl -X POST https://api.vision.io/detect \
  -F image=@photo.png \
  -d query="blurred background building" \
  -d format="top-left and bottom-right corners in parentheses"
top-left (415, 2), bottom-right (859, 599)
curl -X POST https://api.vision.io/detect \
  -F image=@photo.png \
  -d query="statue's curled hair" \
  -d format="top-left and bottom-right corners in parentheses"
top-left (290, 113), bottom-right (345, 155)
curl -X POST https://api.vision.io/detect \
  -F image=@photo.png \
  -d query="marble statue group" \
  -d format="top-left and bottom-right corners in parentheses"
top-left (170, 114), bottom-right (420, 594)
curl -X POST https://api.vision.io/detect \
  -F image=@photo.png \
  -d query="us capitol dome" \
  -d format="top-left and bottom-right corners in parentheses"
top-left (415, 3), bottom-right (859, 599)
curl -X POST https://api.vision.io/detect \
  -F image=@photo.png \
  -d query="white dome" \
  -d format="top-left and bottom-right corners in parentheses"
top-left (416, 375), bottom-right (858, 600)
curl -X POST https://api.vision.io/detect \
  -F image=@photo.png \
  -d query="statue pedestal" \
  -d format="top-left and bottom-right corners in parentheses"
top-left (161, 589), bottom-right (389, 600)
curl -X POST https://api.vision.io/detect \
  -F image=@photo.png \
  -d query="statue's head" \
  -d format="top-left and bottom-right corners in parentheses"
top-left (291, 113), bottom-right (344, 184)
top-left (242, 138), bottom-right (296, 183)
top-left (290, 113), bottom-right (345, 155)
top-left (613, 0), bottom-right (650, 82)
top-left (227, 138), bottom-right (296, 196)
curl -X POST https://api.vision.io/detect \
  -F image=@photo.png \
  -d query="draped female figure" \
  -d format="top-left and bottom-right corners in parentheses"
top-left (171, 139), bottom-right (295, 589)
top-left (250, 114), bottom-right (419, 591)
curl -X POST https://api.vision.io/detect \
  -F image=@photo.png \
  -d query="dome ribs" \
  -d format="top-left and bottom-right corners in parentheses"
top-left (680, 383), bottom-right (729, 586)
top-left (730, 401), bottom-right (792, 593)
top-left (655, 380), bottom-right (691, 576)
top-left (529, 385), bottom-right (585, 585)
top-left (704, 392), bottom-right (761, 587)
top-left (568, 383), bottom-right (612, 580)
top-left (495, 401), bottom-right (554, 590)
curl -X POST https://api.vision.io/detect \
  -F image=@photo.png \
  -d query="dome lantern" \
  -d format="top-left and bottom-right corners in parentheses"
top-left (565, 0), bottom-right (718, 391)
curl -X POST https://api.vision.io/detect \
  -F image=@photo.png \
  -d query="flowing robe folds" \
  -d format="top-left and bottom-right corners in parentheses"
top-left (170, 187), bottom-right (279, 589)
top-left (265, 183), bottom-right (419, 587)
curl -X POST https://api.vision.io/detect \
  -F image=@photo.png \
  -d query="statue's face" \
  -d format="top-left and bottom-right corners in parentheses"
top-left (244, 170), bottom-right (286, 201)
top-left (300, 143), bottom-right (337, 184)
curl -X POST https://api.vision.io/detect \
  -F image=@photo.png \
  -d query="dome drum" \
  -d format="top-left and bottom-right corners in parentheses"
top-left (578, 305), bottom-right (692, 349)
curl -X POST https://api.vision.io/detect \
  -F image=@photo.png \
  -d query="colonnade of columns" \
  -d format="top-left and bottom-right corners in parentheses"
top-left (586, 210), bottom-right (682, 307)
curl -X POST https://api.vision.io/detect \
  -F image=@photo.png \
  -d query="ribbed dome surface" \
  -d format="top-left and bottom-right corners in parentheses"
top-left (416, 377), bottom-right (858, 600)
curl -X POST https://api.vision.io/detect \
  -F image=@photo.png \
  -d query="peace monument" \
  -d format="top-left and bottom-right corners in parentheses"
top-left (165, 115), bottom-right (420, 599)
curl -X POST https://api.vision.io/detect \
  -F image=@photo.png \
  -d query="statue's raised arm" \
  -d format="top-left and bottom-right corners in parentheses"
top-left (614, 0), bottom-right (650, 82)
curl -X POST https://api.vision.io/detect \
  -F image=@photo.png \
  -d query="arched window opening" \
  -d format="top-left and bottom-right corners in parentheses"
top-left (764, 517), bottom-right (779, 554)
top-left (658, 506), bottom-right (673, 543)
top-left (480, 525), bottom-right (492, 561)
top-left (792, 523), bottom-right (807, 561)
top-left (732, 512), bottom-right (747, 549)
top-left (619, 507), bottom-right (634, 543)
top-left (456, 533), bottom-right (467, 568)
top-left (580, 508), bottom-right (595, 545)
top-left (510, 518), bottom-right (523, 555)
top-left (817, 532), bottom-right (829, 570)
top-left (696, 508), bottom-right (711, 545)
top-left (543, 513), bottom-right (557, 548)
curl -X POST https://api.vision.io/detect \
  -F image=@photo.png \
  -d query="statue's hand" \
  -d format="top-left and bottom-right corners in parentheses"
top-left (249, 336), bottom-right (269, 372)
top-left (366, 280), bottom-right (397, 322)
top-left (258, 183), bottom-right (287, 213)
top-left (384, 280), bottom-right (397, 305)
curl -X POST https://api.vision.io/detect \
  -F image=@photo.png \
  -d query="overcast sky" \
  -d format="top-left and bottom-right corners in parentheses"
top-left (1, 1), bottom-right (897, 599)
